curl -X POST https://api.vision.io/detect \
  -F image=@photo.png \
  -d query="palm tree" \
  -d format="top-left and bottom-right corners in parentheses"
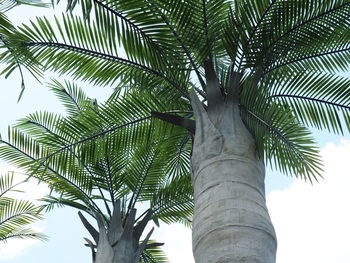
top-left (0, 172), bottom-right (46, 243)
top-left (0, 80), bottom-right (193, 262)
top-left (0, 1), bottom-right (349, 262)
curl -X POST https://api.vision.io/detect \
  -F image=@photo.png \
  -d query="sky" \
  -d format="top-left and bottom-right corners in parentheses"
top-left (0, 3), bottom-right (349, 263)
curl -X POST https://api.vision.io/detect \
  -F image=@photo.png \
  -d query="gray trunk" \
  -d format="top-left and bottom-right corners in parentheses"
top-left (79, 201), bottom-right (157, 263)
top-left (190, 91), bottom-right (277, 263)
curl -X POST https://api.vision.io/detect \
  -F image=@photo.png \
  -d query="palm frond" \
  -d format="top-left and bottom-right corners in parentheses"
top-left (151, 172), bottom-right (193, 225)
top-left (59, 0), bottom-right (187, 69)
top-left (0, 227), bottom-right (47, 242)
top-left (0, 174), bottom-right (46, 243)
top-left (47, 79), bottom-right (91, 116)
top-left (245, 0), bottom-right (350, 73)
top-left (268, 71), bottom-right (350, 134)
top-left (141, 243), bottom-right (169, 263)
top-left (1, 13), bottom-right (186, 94)
top-left (241, 77), bottom-right (323, 182)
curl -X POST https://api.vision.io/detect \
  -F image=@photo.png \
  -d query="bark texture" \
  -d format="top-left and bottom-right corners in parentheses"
top-left (79, 200), bottom-right (157, 263)
top-left (190, 90), bottom-right (277, 263)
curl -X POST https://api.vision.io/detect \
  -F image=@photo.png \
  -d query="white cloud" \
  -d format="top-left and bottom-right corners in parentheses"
top-left (0, 238), bottom-right (40, 261)
top-left (152, 222), bottom-right (194, 263)
top-left (268, 139), bottom-right (350, 263)
top-left (0, 164), bottom-right (49, 201)
top-left (0, 224), bottom-right (44, 261)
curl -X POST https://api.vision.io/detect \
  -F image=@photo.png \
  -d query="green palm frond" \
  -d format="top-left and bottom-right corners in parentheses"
top-left (0, 0), bottom-right (50, 101)
top-left (141, 243), bottom-right (168, 263)
top-left (0, 227), bottom-right (46, 242)
top-left (39, 195), bottom-right (91, 214)
top-left (0, 172), bottom-right (22, 197)
top-left (241, 0), bottom-right (350, 72)
top-left (241, 78), bottom-right (323, 182)
top-left (31, 83), bottom-right (190, 169)
top-left (0, 127), bottom-right (100, 214)
top-left (0, 10), bottom-right (13, 30)
top-left (60, 0), bottom-right (186, 68)
top-left (0, 173), bottom-right (46, 242)
top-left (151, 172), bottom-right (193, 225)
top-left (47, 79), bottom-right (91, 116)
top-left (0, 199), bottom-right (41, 229)
top-left (268, 71), bottom-right (350, 134)
top-left (1, 11), bottom-right (188, 94)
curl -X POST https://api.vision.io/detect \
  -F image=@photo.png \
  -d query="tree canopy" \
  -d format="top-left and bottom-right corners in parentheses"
top-left (0, 1), bottom-right (349, 262)
top-left (1, 1), bottom-right (348, 181)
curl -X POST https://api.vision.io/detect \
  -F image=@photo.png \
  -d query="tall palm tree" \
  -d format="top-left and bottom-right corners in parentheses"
top-left (0, 80), bottom-right (193, 262)
top-left (0, 172), bottom-right (45, 243)
top-left (0, 1), bottom-right (349, 262)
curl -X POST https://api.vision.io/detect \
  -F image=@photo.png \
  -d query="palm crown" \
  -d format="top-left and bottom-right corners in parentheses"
top-left (1, 0), bottom-right (349, 182)
top-left (0, 79), bottom-right (193, 262)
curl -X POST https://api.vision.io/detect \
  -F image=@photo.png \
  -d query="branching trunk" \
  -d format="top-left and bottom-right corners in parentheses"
top-left (190, 89), bottom-right (277, 263)
top-left (79, 200), bottom-right (159, 263)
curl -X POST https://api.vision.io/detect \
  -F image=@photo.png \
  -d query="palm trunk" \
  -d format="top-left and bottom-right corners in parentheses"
top-left (78, 201), bottom-right (156, 263)
top-left (190, 90), bottom-right (277, 263)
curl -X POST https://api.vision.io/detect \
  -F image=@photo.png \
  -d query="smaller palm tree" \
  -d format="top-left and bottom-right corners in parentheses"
top-left (0, 172), bottom-right (46, 243)
top-left (0, 80), bottom-right (193, 262)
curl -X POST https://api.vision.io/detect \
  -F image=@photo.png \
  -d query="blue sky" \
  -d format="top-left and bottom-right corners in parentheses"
top-left (0, 3), bottom-right (349, 263)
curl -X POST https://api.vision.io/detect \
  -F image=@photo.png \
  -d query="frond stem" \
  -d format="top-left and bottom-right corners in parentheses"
top-left (240, 106), bottom-right (311, 165)
top-left (42, 116), bottom-right (152, 161)
top-left (145, 0), bottom-right (206, 90)
top-left (0, 139), bottom-right (102, 214)
top-left (125, 151), bottom-right (157, 224)
top-left (266, 3), bottom-right (350, 53)
top-left (25, 41), bottom-right (186, 96)
top-left (239, 0), bottom-right (278, 70)
top-left (265, 47), bottom-right (350, 73)
top-left (270, 94), bottom-right (350, 110)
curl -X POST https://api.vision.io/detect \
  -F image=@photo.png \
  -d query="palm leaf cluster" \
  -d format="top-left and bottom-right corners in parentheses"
top-left (0, 80), bottom-right (193, 261)
top-left (0, 172), bottom-right (46, 243)
top-left (1, 1), bottom-right (349, 178)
